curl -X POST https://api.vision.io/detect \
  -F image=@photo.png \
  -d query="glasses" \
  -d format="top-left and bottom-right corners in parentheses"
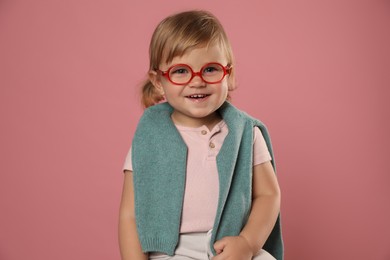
top-left (157, 62), bottom-right (231, 85)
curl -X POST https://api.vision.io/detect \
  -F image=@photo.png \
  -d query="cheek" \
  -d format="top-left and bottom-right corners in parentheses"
top-left (161, 85), bottom-right (180, 100)
top-left (211, 84), bottom-right (229, 102)
top-left (218, 81), bottom-right (230, 94)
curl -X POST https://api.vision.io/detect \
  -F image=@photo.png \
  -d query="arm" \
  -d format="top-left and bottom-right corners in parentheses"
top-left (240, 161), bottom-right (281, 254)
top-left (118, 170), bottom-right (148, 260)
top-left (213, 161), bottom-right (281, 259)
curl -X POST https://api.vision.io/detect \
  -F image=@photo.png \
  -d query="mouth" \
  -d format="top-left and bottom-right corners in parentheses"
top-left (186, 94), bottom-right (210, 100)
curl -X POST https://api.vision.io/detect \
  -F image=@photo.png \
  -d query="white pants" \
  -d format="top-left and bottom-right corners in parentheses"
top-left (149, 230), bottom-right (276, 260)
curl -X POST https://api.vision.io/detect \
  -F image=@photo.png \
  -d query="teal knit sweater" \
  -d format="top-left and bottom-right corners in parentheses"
top-left (132, 102), bottom-right (283, 259)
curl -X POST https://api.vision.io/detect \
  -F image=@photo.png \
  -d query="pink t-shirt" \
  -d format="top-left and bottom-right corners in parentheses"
top-left (122, 120), bottom-right (271, 233)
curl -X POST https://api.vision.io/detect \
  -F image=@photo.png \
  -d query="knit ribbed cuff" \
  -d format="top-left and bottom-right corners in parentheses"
top-left (140, 236), bottom-right (178, 256)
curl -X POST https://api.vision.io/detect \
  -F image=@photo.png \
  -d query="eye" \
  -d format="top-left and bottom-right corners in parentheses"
top-left (171, 66), bottom-right (189, 75)
top-left (203, 65), bottom-right (222, 74)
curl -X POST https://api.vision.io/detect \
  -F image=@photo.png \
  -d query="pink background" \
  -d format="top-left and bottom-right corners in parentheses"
top-left (1, 0), bottom-right (389, 259)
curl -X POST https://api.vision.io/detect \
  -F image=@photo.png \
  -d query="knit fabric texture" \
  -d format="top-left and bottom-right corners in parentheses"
top-left (131, 101), bottom-right (283, 259)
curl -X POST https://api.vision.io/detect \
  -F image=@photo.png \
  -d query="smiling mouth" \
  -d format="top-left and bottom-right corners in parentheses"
top-left (186, 94), bottom-right (210, 99)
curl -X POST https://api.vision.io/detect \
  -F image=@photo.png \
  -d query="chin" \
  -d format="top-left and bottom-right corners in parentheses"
top-left (192, 109), bottom-right (219, 119)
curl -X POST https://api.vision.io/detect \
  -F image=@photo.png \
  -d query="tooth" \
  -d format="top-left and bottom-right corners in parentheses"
top-left (189, 94), bottom-right (206, 98)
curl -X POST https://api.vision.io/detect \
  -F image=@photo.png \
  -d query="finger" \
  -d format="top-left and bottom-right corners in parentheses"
top-left (212, 251), bottom-right (226, 260)
top-left (213, 238), bottom-right (227, 254)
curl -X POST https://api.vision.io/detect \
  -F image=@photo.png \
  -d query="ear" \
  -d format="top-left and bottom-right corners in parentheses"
top-left (227, 78), bottom-right (236, 91)
top-left (227, 68), bottom-right (237, 91)
top-left (148, 70), bottom-right (165, 95)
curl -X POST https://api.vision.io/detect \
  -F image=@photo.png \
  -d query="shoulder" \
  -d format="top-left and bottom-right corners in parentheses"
top-left (133, 102), bottom-right (183, 146)
top-left (136, 102), bottom-right (173, 130)
top-left (141, 102), bottom-right (173, 120)
top-left (220, 102), bottom-right (274, 147)
top-left (219, 102), bottom-right (267, 128)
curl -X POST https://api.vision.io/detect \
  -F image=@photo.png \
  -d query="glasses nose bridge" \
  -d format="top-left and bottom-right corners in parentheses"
top-left (190, 70), bottom-right (204, 82)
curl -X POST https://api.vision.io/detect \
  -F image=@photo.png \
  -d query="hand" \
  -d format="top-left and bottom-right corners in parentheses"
top-left (212, 235), bottom-right (254, 260)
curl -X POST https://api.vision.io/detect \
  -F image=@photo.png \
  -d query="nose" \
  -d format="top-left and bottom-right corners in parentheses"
top-left (188, 72), bottom-right (206, 87)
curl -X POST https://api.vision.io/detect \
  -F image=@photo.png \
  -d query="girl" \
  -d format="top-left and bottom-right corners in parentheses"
top-left (119, 10), bottom-right (283, 260)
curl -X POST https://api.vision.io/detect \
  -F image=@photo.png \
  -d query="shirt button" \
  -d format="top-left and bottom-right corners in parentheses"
top-left (201, 130), bottom-right (207, 135)
top-left (209, 142), bottom-right (215, 148)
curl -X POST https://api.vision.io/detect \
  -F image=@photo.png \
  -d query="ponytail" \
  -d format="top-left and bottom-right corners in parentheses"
top-left (141, 79), bottom-right (164, 108)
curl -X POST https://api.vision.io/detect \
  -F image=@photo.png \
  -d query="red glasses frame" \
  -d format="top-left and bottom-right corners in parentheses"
top-left (157, 62), bottom-right (231, 85)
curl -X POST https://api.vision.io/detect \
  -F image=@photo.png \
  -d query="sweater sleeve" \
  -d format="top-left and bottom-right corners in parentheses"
top-left (253, 127), bottom-right (272, 166)
top-left (122, 146), bottom-right (133, 172)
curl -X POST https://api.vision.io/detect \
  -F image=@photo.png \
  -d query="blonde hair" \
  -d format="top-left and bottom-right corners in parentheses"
top-left (141, 10), bottom-right (236, 108)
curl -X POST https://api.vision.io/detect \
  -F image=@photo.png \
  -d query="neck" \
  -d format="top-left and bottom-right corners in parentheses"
top-left (171, 111), bottom-right (222, 130)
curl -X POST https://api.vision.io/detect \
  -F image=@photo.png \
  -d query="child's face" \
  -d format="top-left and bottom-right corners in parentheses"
top-left (151, 44), bottom-right (229, 127)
